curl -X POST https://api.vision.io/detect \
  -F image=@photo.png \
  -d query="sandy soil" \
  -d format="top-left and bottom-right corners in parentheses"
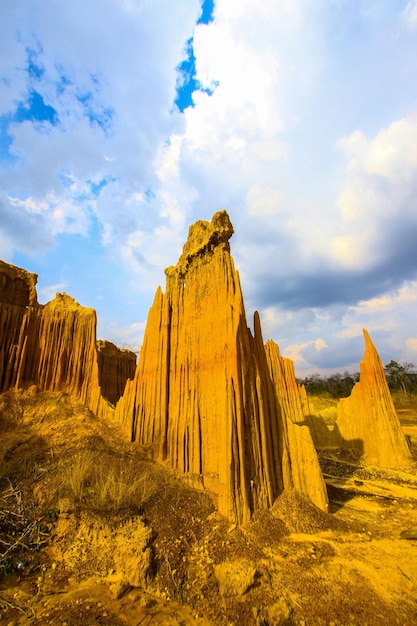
top-left (1, 389), bottom-right (417, 625)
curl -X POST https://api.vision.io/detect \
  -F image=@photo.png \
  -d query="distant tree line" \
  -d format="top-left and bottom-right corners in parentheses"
top-left (298, 361), bottom-right (417, 399)
top-left (298, 371), bottom-right (360, 399)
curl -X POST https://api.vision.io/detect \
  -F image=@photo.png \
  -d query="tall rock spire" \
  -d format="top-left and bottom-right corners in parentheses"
top-left (265, 340), bottom-right (329, 512)
top-left (337, 329), bottom-right (411, 467)
top-left (116, 211), bottom-right (328, 523)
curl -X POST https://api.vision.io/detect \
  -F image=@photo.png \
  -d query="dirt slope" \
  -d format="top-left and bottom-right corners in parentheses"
top-left (1, 389), bottom-right (417, 625)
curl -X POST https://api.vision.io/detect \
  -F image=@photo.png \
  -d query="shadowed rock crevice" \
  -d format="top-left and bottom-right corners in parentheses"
top-left (97, 340), bottom-right (136, 406)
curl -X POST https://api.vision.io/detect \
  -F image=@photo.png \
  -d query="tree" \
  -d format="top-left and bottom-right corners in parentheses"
top-left (384, 361), bottom-right (416, 396)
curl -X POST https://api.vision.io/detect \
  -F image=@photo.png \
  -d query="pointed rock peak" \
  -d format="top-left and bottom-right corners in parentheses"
top-left (363, 328), bottom-right (375, 351)
top-left (336, 328), bottom-right (411, 468)
top-left (166, 210), bottom-right (234, 278)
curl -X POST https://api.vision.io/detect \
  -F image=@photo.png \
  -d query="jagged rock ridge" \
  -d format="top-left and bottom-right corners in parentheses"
top-left (115, 211), bottom-right (328, 523)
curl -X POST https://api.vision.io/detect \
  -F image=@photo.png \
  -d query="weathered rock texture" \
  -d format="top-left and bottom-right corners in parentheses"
top-left (336, 329), bottom-right (411, 468)
top-left (264, 340), bottom-right (329, 512)
top-left (263, 339), bottom-right (344, 452)
top-left (115, 211), bottom-right (328, 523)
top-left (97, 340), bottom-right (136, 406)
top-left (0, 260), bottom-right (134, 415)
top-left (0, 260), bottom-right (38, 391)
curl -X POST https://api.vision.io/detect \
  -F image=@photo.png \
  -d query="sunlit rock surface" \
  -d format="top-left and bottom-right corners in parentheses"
top-left (0, 260), bottom-right (38, 390)
top-left (0, 261), bottom-right (133, 417)
top-left (337, 329), bottom-right (411, 468)
top-left (265, 340), bottom-right (329, 512)
top-left (116, 211), bottom-right (328, 523)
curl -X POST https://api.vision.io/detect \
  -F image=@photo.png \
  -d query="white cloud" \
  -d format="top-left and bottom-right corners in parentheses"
top-left (0, 0), bottom-right (201, 258)
top-left (97, 319), bottom-right (145, 354)
top-left (246, 186), bottom-right (284, 218)
top-left (9, 193), bottom-right (89, 235)
top-left (39, 283), bottom-right (67, 303)
top-left (406, 337), bottom-right (417, 354)
top-left (331, 113), bottom-right (417, 269)
top-left (2, 0), bottom-right (417, 375)
top-left (403, 0), bottom-right (417, 31)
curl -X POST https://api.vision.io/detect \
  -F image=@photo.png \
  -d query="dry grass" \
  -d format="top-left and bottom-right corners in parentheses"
top-left (0, 389), bottom-right (185, 517)
top-left (58, 449), bottom-right (167, 513)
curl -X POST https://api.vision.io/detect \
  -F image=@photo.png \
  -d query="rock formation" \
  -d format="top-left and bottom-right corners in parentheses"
top-left (97, 340), bottom-right (136, 406)
top-left (264, 340), bottom-right (329, 512)
top-left (115, 211), bottom-right (328, 523)
top-left (0, 260), bottom-right (38, 391)
top-left (0, 260), bottom-right (134, 415)
top-left (336, 329), bottom-right (411, 467)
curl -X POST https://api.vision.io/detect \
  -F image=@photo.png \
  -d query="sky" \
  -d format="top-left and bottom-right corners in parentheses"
top-left (1, 0), bottom-right (417, 377)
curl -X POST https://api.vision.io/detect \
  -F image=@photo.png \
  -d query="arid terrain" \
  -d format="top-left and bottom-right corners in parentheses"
top-left (1, 388), bottom-right (417, 626)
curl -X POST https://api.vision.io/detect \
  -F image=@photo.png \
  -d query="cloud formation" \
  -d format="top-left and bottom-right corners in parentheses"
top-left (1, 0), bottom-right (417, 375)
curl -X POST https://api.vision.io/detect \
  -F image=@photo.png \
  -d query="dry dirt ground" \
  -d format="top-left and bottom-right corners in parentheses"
top-left (1, 389), bottom-right (417, 626)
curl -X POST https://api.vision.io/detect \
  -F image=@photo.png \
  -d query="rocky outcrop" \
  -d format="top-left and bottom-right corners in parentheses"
top-left (286, 330), bottom-right (410, 463)
top-left (264, 339), bottom-right (342, 451)
top-left (0, 259), bottom-right (38, 308)
top-left (97, 341), bottom-right (136, 406)
top-left (0, 261), bottom-right (133, 417)
top-left (265, 340), bottom-right (329, 512)
top-left (0, 261), bottom-right (38, 391)
top-left (116, 211), bottom-right (328, 523)
top-left (265, 340), bottom-right (307, 425)
top-left (337, 329), bottom-right (411, 467)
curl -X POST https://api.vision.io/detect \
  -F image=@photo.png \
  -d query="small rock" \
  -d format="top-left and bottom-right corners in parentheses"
top-left (400, 529), bottom-right (417, 540)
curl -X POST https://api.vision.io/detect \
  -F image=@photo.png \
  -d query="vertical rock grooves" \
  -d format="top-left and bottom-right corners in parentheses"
top-left (0, 261), bottom-right (38, 391)
top-left (337, 329), bottom-right (411, 468)
top-left (0, 262), bottom-right (133, 419)
top-left (265, 340), bottom-right (329, 512)
top-left (115, 211), bottom-right (328, 523)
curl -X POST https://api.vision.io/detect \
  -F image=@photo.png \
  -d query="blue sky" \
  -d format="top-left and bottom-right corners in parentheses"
top-left (1, 0), bottom-right (417, 376)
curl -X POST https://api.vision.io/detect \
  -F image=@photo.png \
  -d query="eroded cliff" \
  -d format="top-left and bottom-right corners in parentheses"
top-left (116, 211), bottom-right (328, 523)
top-left (0, 261), bottom-right (133, 416)
top-left (0, 260), bottom-right (38, 391)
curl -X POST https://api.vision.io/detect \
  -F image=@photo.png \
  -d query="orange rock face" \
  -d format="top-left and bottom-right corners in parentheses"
top-left (0, 262), bottom-right (132, 417)
top-left (337, 329), bottom-right (411, 468)
top-left (116, 211), bottom-right (328, 522)
top-left (265, 340), bottom-right (329, 512)
top-left (0, 260), bottom-right (39, 390)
